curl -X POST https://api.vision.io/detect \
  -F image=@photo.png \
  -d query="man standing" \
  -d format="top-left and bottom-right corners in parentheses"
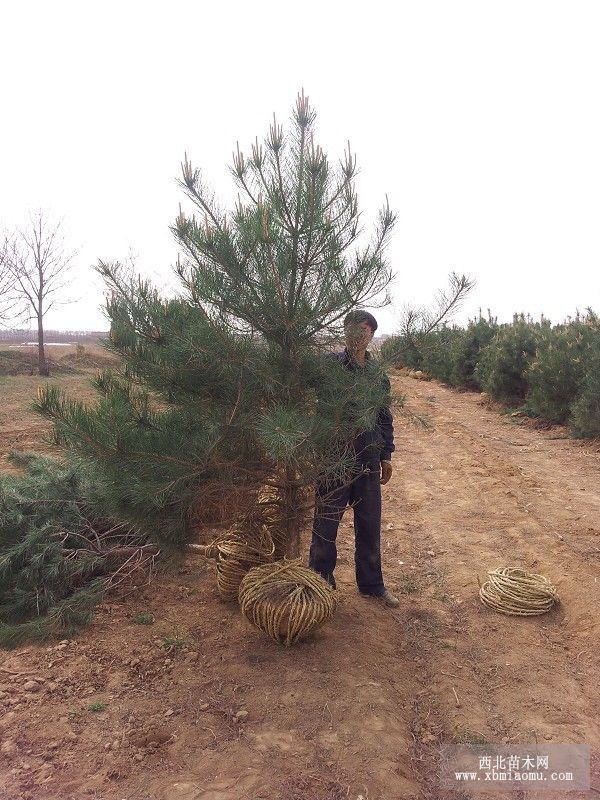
top-left (309, 310), bottom-right (399, 608)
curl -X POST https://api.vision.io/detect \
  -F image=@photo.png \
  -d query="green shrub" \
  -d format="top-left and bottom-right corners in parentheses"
top-left (163, 635), bottom-right (185, 651)
top-left (475, 314), bottom-right (544, 403)
top-left (526, 321), bottom-right (594, 423)
top-left (420, 327), bottom-right (462, 383)
top-left (379, 335), bottom-right (423, 369)
top-left (571, 332), bottom-right (600, 436)
top-left (449, 315), bottom-right (498, 390)
top-left (133, 612), bottom-right (154, 625)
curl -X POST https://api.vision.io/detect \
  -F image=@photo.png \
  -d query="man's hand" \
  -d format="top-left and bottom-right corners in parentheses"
top-left (380, 461), bottom-right (393, 485)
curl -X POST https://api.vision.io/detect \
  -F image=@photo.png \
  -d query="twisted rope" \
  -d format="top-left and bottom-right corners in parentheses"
top-left (200, 511), bottom-right (275, 600)
top-left (238, 559), bottom-right (336, 645)
top-left (215, 529), bottom-right (274, 600)
top-left (256, 483), bottom-right (313, 559)
top-left (479, 567), bottom-right (558, 616)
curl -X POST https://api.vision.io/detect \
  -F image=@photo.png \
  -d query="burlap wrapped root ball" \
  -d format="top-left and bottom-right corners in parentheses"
top-left (238, 559), bottom-right (336, 645)
top-left (206, 517), bottom-right (275, 601)
top-left (256, 483), bottom-right (314, 559)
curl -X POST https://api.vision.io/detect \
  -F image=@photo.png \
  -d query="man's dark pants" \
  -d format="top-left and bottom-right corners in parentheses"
top-left (308, 461), bottom-right (385, 596)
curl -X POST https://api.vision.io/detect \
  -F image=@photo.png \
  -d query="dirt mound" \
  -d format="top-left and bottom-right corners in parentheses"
top-left (0, 345), bottom-right (119, 376)
top-left (59, 350), bottom-right (119, 369)
top-left (0, 349), bottom-right (76, 376)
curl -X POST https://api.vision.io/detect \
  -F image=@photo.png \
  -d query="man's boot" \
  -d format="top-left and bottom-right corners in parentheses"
top-left (360, 588), bottom-right (400, 608)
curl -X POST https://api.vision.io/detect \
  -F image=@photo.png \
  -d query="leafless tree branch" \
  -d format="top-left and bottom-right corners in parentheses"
top-left (397, 271), bottom-right (475, 346)
top-left (0, 236), bottom-right (20, 324)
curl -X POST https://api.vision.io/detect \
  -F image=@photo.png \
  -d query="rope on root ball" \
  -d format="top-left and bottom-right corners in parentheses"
top-left (238, 559), bottom-right (336, 645)
top-left (197, 513), bottom-right (275, 601)
top-left (256, 481), bottom-right (314, 559)
top-left (215, 529), bottom-right (274, 600)
top-left (478, 567), bottom-right (558, 616)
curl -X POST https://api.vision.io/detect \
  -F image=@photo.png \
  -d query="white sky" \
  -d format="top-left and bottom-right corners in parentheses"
top-left (1, 0), bottom-right (599, 335)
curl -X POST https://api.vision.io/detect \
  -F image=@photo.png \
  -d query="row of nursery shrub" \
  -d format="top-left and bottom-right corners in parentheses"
top-left (380, 311), bottom-right (600, 437)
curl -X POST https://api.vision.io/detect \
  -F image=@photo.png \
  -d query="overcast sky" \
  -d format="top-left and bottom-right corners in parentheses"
top-left (1, 0), bottom-right (599, 335)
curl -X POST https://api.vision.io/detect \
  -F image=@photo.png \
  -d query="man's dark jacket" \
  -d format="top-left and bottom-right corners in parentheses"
top-left (330, 348), bottom-right (395, 465)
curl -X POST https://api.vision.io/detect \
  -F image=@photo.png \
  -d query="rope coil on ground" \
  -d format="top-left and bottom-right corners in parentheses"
top-left (238, 559), bottom-right (336, 645)
top-left (479, 567), bottom-right (558, 616)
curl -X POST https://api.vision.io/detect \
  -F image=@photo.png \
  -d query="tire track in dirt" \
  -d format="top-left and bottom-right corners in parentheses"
top-left (387, 374), bottom-right (600, 797)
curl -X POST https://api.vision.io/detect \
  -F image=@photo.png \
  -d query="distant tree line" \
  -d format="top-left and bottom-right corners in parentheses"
top-left (381, 310), bottom-right (600, 437)
top-left (0, 329), bottom-right (106, 343)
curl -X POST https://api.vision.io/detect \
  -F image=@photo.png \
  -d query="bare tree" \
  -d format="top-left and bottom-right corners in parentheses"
top-left (4, 211), bottom-right (76, 375)
top-left (0, 236), bottom-right (19, 325)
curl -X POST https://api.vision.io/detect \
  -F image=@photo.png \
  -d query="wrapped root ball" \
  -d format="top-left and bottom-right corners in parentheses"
top-left (213, 527), bottom-right (274, 601)
top-left (238, 559), bottom-right (336, 645)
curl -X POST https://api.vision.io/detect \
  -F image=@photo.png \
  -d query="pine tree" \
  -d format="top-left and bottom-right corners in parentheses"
top-left (526, 317), bottom-right (594, 423)
top-left (570, 311), bottom-right (600, 436)
top-left (0, 453), bottom-right (150, 648)
top-left (36, 93), bottom-right (396, 558)
top-left (474, 314), bottom-right (545, 403)
top-left (449, 312), bottom-right (498, 390)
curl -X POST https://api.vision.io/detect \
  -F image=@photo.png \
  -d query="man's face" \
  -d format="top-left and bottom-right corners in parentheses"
top-left (345, 320), bottom-right (375, 351)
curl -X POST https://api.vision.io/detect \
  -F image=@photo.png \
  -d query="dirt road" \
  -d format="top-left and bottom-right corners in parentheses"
top-left (1, 373), bottom-right (599, 799)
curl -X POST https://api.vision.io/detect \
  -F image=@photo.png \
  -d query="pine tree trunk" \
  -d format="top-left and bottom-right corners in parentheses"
top-left (37, 312), bottom-right (49, 376)
top-left (283, 470), bottom-right (302, 559)
top-left (281, 345), bottom-right (304, 558)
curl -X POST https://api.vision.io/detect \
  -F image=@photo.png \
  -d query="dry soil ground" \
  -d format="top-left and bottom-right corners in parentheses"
top-left (1, 353), bottom-right (599, 799)
top-left (0, 345), bottom-right (115, 472)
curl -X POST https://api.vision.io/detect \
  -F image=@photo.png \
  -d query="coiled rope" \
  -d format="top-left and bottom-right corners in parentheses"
top-left (199, 510), bottom-right (275, 600)
top-left (192, 482), bottom-right (336, 644)
top-left (256, 483), bottom-right (314, 559)
top-left (215, 528), bottom-right (275, 600)
top-left (479, 567), bottom-right (558, 616)
top-left (238, 559), bottom-right (336, 645)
